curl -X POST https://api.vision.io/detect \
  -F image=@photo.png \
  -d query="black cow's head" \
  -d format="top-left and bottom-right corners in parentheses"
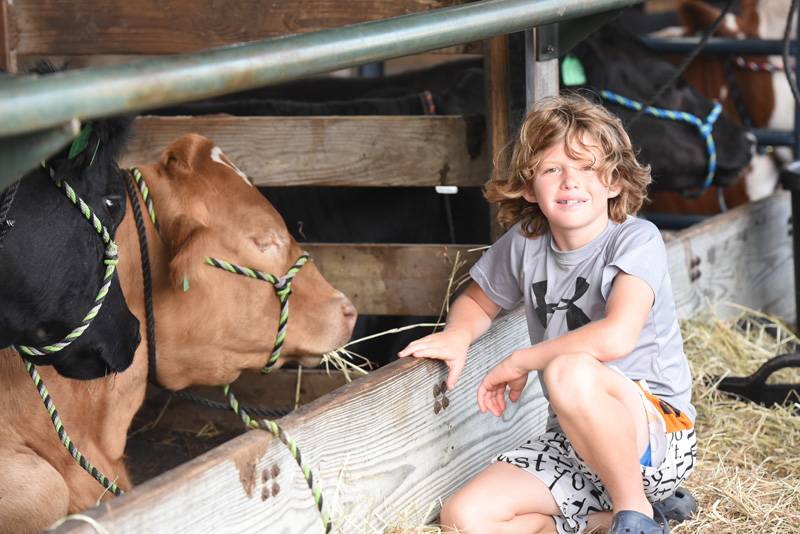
top-left (566, 25), bottom-right (753, 191)
top-left (0, 116), bottom-right (140, 379)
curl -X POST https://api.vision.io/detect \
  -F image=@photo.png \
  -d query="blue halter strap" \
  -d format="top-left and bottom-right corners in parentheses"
top-left (601, 90), bottom-right (723, 196)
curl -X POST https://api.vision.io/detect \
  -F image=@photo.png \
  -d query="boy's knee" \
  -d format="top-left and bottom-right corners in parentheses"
top-left (440, 493), bottom-right (489, 533)
top-left (544, 352), bottom-right (602, 405)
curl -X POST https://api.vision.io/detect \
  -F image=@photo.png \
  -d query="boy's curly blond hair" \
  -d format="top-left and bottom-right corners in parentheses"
top-left (485, 94), bottom-right (651, 238)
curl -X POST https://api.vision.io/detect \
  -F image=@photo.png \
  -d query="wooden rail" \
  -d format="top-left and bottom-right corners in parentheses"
top-left (7, 0), bottom-right (472, 56)
top-left (51, 191), bottom-right (794, 533)
top-left (122, 115), bottom-right (489, 188)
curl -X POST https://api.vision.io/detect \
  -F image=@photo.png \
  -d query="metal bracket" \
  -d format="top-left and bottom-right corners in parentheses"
top-left (535, 24), bottom-right (559, 61)
top-left (0, 118), bottom-right (79, 190)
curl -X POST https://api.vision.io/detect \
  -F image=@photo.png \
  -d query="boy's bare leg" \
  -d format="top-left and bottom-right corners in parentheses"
top-left (586, 512), bottom-right (614, 532)
top-left (440, 462), bottom-right (560, 534)
top-left (543, 353), bottom-right (652, 518)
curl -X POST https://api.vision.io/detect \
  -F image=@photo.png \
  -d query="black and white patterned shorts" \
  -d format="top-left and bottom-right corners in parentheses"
top-left (494, 382), bottom-right (697, 534)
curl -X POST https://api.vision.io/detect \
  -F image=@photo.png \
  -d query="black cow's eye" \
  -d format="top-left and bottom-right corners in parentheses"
top-left (104, 196), bottom-right (120, 208)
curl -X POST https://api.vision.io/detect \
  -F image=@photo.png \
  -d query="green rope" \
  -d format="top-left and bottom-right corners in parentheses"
top-left (25, 359), bottom-right (122, 495)
top-left (12, 171), bottom-right (120, 360)
top-left (130, 167), bottom-right (331, 533)
top-left (12, 167), bottom-right (127, 498)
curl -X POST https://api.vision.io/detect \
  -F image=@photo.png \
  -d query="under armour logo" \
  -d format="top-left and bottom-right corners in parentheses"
top-left (532, 277), bottom-right (591, 330)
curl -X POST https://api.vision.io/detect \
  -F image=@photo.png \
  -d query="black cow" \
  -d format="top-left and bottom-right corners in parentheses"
top-left (0, 116), bottom-right (141, 379)
top-left (566, 25), bottom-right (753, 191)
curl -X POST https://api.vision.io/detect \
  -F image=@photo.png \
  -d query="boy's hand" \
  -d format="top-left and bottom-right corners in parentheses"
top-left (397, 329), bottom-right (470, 390)
top-left (477, 355), bottom-right (529, 417)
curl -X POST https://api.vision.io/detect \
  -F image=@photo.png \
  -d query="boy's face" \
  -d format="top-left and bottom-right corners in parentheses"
top-left (522, 136), bottom-right (621, 249)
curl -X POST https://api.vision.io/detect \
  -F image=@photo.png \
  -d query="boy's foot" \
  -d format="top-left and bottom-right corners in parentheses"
top-left (609, 509), bottom-right (669, 534)
top-left (653, 487), bottom-right (697, 523)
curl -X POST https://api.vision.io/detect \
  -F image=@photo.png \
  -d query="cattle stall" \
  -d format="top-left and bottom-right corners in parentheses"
top-left (0, 0), bottom-right (796, 532)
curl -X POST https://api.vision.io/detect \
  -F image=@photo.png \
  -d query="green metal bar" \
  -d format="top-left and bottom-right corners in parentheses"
top-left (0, 120), bottom-right (80, 190)
top-left (0, 0), bottom-right (639, 138)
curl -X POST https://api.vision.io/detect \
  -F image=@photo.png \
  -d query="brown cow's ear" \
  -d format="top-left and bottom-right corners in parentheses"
top-left (160, 133), bottom-right (214, 175)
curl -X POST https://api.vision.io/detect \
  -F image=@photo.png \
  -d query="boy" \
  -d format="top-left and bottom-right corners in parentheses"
top-left (398, 95), bottom-right (696, 534)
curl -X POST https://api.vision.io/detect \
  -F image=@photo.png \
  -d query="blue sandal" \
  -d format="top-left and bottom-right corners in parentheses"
top-left (609, 507), bottom-right (669, 534)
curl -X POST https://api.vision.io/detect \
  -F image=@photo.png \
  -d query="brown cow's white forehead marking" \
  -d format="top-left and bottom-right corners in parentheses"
top-left (210, 146), bottom-right (253, 187)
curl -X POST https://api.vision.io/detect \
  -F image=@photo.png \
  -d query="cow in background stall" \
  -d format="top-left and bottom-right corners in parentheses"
top-left (0, 135), bottom-right (356, 534)
top-left (661, 0), bottom-right (796, 212)
top-left (563, 25), bottom-right (754, 207)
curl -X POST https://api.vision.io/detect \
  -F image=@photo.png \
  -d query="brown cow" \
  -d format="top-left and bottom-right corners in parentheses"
top-left (0, 134), bottom-right (356, 533)
top-left (648, 0), bottom-right (795, 215)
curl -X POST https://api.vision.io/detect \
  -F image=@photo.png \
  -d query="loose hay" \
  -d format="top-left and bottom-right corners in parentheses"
top-left (674, 304), bottom-right (800, 533)
top-left (388, 304), bottom-right (800, 533)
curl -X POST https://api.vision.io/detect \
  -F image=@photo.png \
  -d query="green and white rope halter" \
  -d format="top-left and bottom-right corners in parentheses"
top-left (13, 169), bottom-right (120, 361)
top-left (131, 167), bottom-right (331, 533)
top-left (12, 166), bottom-right (124, 495)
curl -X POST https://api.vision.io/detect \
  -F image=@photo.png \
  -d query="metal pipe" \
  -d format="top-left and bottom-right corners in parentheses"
top-left (0, 0), bottom-right (640, 138)
top-left (752, 129), bottom-right (795, 147)
top-left (641, 37), bottom-right (795, 55)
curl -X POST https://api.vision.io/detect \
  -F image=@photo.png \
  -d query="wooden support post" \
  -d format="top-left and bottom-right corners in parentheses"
top-left (524, 25), bottom-right (559, 109)
top-left (0, 0), bottom-right (16, 73)
top-left (484, 35), bottom-right (511, 242)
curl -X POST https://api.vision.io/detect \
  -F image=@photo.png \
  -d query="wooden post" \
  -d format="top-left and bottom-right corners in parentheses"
top-left (484, 35), bottom-right (511, 242)
top-left (0, 0), bottom-right (16, 73)
top-left (524, 25), bottom-right (559, 109)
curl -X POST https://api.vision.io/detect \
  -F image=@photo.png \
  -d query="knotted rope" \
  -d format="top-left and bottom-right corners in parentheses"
top-left (130, 168), bottom-right (331, 533)
top-left (11, 166), bottom-right (124, 496)
top-left (13, 169), bottom-right (121, 361)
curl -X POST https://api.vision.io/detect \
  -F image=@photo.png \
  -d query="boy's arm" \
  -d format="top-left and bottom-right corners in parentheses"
top-left (398, 281), bottom-right (501, 389)
top-left (477, 272), bottom-right (654, 416)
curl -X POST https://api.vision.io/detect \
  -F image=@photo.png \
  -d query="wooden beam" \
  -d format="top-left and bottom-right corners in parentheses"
top-left (122, 116), bottom-right (489, 187)
top-left (306, 244), bottom-right (484, 316)
top-left (668, 192), bottom-right (794, 322)
top-left (483, 35), bottom-right (510, 242)
top-left (0, 0), bottom-right (16, 72)
top-left (12, 0), bottom-right (470, 56)
top-left (50, 192), bottom-right (794, 533)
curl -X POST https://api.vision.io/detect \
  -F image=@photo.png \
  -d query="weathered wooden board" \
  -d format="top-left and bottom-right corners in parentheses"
top-left (306, 243), bottom-right (483, 316)
top-left (51, 192), bottom-right (794, 534)
top-left (668, 191), bottom-right (794, 322)
top-left (121, 116), bottom-right (489, 187)
top-left (54, 307), bottom-right (542, 534)
top-left (11, 0), bottom-right (471, 56)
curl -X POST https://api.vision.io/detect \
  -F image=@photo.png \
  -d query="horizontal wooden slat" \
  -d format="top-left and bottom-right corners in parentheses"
top-left (306, 243), bottom-right (484, 316)
top-left (13, 0), bottom-right (472, 56)
top-left (668, 191), bottom-right (794, 322)
top-left (51, 193), bottom-right (795, 533)
top-left (121, 116), bottom-right (489, 187)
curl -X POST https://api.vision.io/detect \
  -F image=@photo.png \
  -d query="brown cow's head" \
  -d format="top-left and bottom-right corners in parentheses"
top-left (135, 134), bottom-right (356, 389)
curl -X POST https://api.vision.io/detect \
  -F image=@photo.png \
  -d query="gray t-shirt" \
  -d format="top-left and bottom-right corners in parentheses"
top-left (470, 216), bottom-right (695, 423)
